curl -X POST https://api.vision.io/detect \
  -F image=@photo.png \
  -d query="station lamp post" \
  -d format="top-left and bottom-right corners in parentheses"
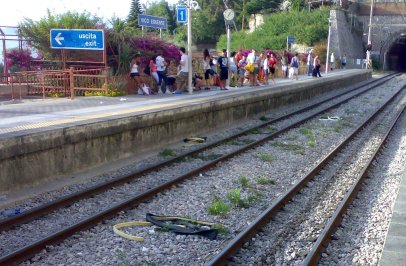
top-left (186, 0), bottom-right (201, 94)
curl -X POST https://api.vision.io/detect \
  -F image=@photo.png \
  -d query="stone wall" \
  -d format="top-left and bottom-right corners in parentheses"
top-left (330, 10), bottom-right (365, 68)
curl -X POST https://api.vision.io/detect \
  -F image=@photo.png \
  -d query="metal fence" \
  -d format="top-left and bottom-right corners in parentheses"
top-left (5, 67), bottom-right (108, 100)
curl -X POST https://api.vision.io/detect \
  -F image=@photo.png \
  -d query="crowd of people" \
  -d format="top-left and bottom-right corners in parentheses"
top-left (129, 47), bottom-right (334, 95)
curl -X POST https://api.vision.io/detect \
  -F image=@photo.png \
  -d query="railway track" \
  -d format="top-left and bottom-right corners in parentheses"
top-left (207, 84), bottom-right (406, 265)
top-left (0, 73), bottom-right (402, 265)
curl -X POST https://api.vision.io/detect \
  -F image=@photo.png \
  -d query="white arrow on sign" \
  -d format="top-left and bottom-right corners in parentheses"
top-left (54, 33), bottom-right (64, 45)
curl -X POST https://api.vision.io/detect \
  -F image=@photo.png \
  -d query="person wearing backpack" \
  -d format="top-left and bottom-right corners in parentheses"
top-left (290, 53), bottom-right (299, 80)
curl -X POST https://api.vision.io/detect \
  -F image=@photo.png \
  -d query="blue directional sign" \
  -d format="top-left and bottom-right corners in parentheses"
top-left (177, 5), bottom-right (187, 23)
top-left (138, 14), bottom-right (167, 29)
top-left (50, 29), bottom-right (104, 50)
top-left (287, 36), bottom-right (295, 44)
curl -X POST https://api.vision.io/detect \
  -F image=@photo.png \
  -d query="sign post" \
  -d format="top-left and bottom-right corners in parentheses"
top-left (286, 36), bottom-right (295, 51)
top-left (50, 29), bottom-right (104, 50)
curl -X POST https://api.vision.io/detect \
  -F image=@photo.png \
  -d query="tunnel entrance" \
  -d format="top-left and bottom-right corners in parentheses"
top-left (387, 35), bottom-right (406, 72)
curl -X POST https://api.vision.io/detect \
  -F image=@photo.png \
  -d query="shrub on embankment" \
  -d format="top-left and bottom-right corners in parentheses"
top-left (216, 8), bottom-right (330, 52)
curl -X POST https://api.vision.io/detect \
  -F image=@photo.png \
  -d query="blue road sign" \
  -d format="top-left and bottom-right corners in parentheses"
top-left (138, 14), bottom-right (167, 29)
top-left (287, 36), bottom-right (295, 43)
top-left (50, 29), bottom-right (104, 50)
top-left (177, 6), bottom-right (187, 23)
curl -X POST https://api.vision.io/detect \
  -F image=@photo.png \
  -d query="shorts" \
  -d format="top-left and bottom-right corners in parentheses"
top-left (264, 69), bottom-right (269, 76)
top-left (253, 67), bottom-right (259, 75)
top-left (177, 72), bottom-right (188, 89)
top-left (219, 68), bottom-right (228, 80)
top-left (229, 66), bottom-right (238, 74)
top-left (269, 67), bottom-right (275, 74)
top-left (130, 72), bottom-right (140, 77)
top-left (205, 69), bottom-right (216, 80)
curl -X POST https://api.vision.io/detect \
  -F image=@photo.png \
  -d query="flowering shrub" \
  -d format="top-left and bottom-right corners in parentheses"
top-left (128, 37), bottom-right (180, 64)
top-left (5, 49), bottom-right (33, 72)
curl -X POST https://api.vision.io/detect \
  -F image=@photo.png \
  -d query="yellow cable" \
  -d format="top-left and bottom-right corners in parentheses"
top-left (113, 221), bottom-right (152, 241)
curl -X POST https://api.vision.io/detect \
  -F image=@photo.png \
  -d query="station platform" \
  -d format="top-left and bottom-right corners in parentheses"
top-left (0, 69), bottom-right (371, 194)
top-left (380, 167), bottom-right (406, 265)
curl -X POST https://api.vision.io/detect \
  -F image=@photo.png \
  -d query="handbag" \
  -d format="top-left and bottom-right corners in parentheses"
top-left (245, 63), bottom-right (254, 73)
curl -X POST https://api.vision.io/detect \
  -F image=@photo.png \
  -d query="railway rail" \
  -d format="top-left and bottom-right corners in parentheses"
top-left (0, 73), bottom-right (402, 265)
top-left (208, 84), bottom-right (406, 265)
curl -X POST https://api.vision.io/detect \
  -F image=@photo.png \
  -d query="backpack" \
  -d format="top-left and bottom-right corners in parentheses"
top-left (291, 57), bottom-right (298, 68)
top-left (143, 65), bottom-right (151, 75)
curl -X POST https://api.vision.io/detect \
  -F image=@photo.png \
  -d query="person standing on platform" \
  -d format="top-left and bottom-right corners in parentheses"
top-left (217, 49), bottom-right (229, 90)
top-left (330, 51), bottom-right (335, 71)
top-left (341, 54), bottom-right (347, 69)
top-left (313, 55), bottom-right (322, 77)
top-left (290, 53), bottom-right (299, 80)
top-left (149, 57), bottom-right (159, 93)
top-left (202, 48), bottom-right (216, 90)
top-left (229, 51), bottom-right (238, 87)
top-left (174, 47), bottom-right (189, 94)
top-left (247, 48), bottom-right (260, 86)
top-left (156, 54), bottom-right (168, 94)
top-left (306, 49), bottom-right (314, 76)
top-left (262, 53), bottom-right (270, 85)
top-left (281, 52), bottom-right (288, 78)
top-left (129, 54), bottom-right (142, 94)
top-left (268, 53), bottom-right (277, 84)
top-left (237, 55), bottom-right (247, 87)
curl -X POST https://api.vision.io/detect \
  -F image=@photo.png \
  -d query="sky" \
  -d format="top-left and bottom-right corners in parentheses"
top-left (1, 0), bottom-right (181, 26)
top-left (0, 0), bottom-right (179, 63)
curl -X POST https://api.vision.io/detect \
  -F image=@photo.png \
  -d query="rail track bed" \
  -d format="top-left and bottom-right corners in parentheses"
top-left (1, 74), bottom-right (405, 265)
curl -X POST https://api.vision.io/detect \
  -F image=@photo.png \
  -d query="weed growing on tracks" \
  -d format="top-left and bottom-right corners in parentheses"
top-left (247, 127), bottom-right (262, 134)
top-left (227, 188), bottom-right (249, 208)
top-left (271, 142), bottom-right (305, 155)
top-left (208, 198), bottom-right (230, 215)
top-left (239, 175), bottom-right (250, 188)
top-left (247, 189), bottom-right (264, 203)
top-left (299, 125), bottom-right (316, 148)
top-left (259, 115), bottom-right (271, 121)
top-left (213, 224), bottom-right (230, 235)
top-left (256, 175), bottom-right (276, 185)
top-left (159, 148), bottom-right (176, 157)
top-left (257, 153), bottom-right (275, 162)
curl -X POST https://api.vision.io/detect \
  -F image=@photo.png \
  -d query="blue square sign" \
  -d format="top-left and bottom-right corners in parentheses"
top-left (177, 6), bottom-right (187, 23)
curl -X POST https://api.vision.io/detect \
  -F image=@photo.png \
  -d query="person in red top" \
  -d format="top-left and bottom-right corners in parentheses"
top-left (268, 53), bottom-right (278, 84)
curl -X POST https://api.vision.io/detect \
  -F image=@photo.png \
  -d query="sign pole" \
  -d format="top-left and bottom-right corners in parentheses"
top-left (226, 24), bottom-right (231, 88)
top-left (187, 0), bottom-right (193, 94)
top-left (366, 0), bottom-right (374, 69)
top-left (325, 17), bottom-right (331, 74)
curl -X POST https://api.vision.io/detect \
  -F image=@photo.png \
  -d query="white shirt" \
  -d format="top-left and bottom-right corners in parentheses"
top-left (330, 53), bottom-right (335, 63)
top-left (130, 63), bottom-right (138, 73)
top-left (263, 57), bottom-right (269, 70)
top-left (247, 52), bottom-right (256, 64)
top-left (156, 56), bottom-right (165, 71)
top-left (229, 57), bottom-right (236, 68)
top-left (180, 54), bottom-right (188, 72)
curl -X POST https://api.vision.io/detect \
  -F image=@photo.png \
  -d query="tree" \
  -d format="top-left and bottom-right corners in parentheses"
top-left (127, 0), bottom-right (143, 29)
top-left (146, 0), bottom-right (176, 34)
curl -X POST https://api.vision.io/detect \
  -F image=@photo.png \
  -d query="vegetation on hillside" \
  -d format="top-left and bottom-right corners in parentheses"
top-left (216, 8), bottom-right (330, 52)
